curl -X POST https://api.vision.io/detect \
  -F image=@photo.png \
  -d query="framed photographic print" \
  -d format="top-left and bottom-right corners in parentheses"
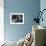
top-left (10, 13), bottom-right (24, 24)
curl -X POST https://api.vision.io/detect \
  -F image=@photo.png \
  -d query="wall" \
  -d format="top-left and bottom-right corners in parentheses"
top-left (0, 0), bottom-right (4, 42)
top-left (4, 0), bottom-right (40, 42)
top-left (40, 0), bottom-right (46, 45)
top-left (40, 0), bottom-right (46, 27)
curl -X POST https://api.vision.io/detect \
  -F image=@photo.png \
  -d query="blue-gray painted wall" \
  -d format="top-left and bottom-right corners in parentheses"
top-left (4, 0), bottom-right (40, 42)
